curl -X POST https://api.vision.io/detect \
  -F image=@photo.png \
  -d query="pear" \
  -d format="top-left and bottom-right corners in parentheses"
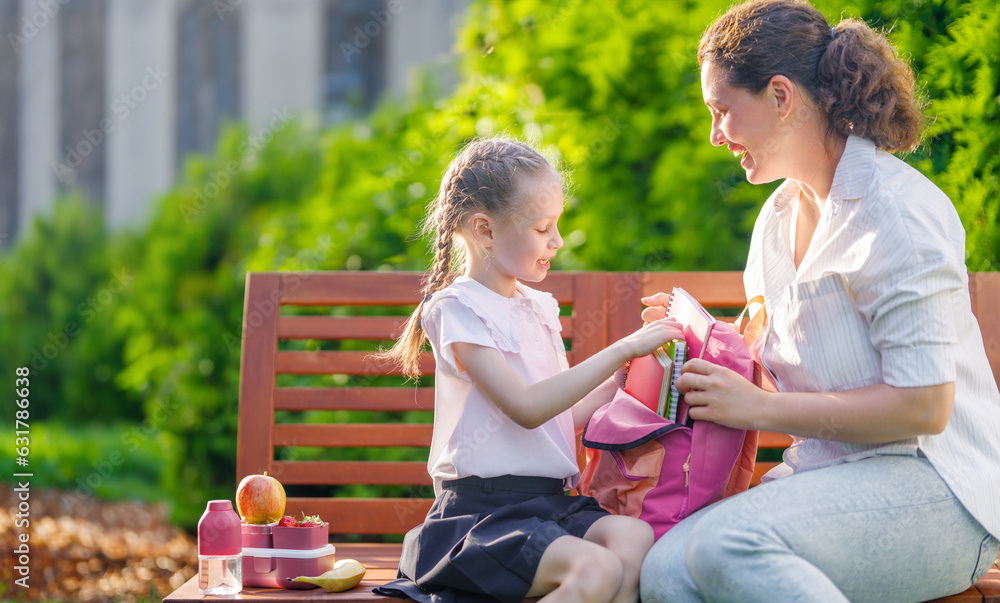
top-left (291, 558), bottom-right (367, 592)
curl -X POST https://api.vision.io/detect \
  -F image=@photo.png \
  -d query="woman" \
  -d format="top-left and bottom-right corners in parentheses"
top-left (639, 1), bottom-right (1000, 601)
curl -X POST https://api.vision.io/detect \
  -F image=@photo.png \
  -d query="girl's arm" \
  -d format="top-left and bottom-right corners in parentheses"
top-left (676, 358), bottom-right (955, 442)
top-left (452, 319), bottom-right (682, 430)
top-left (570, 375), bottom-right (620, 433)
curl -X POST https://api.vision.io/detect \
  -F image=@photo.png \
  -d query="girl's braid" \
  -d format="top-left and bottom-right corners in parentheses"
top-left (423, 168), bottom-right (467, 297)
top-left (424, 210), bottom-right (459, 298)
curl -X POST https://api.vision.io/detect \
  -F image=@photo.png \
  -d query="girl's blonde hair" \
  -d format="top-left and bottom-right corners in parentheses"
top-left (379, 137), bottom-right (556, 379)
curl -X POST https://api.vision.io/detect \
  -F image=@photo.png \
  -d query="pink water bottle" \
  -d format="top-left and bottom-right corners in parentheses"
top-left (198, 500), bottom-right (243, 595)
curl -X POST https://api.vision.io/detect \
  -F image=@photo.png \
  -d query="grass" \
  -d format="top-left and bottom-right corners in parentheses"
top-left (0, 420), bottom-right (181, 506)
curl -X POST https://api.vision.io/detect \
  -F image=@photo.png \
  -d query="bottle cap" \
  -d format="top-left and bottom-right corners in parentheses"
top-left (207, 500), bottom-right (233, 511)
top-left (198, 499), bottom-right (242, 556)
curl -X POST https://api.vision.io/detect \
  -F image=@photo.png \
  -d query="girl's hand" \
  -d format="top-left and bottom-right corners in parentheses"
top-left (621, 318), bottom-right (684, 358)
top-left (675, 358), bottom-right (767, 430)
top-left (640, 293), bottom-right (670, 323)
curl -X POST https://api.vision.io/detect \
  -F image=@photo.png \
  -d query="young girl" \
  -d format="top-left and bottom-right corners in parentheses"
top-left (640, 1), bottom-right (1000, 601)
top-left (374, 138), bottom-right (682, 603)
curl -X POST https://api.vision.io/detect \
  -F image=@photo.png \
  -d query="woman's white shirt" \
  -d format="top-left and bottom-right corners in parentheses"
top-left (745, 135), bottom-right (1000, 538)
top-left (421, 276), bottom-right (579, 495)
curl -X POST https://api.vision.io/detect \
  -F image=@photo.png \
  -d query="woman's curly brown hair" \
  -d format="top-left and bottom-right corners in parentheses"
top-left (698, 0), bottom-right (926, 153)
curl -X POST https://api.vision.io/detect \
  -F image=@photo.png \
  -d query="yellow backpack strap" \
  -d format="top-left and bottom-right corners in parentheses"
top-left (736, 295), bottom-right (766, 347)
top-left (736, 295), bottom-right (778, 392)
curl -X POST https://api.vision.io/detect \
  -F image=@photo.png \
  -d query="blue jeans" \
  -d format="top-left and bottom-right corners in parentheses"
top-left (640, 455), bottom-right (999, 602)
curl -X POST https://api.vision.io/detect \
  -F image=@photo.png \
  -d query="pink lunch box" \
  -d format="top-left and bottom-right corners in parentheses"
top-left (242, 544), bottom-right (337, 589)
top-left (240, 522), bottom-right (335, 589)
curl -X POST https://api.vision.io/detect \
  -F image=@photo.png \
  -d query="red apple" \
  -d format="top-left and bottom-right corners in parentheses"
top-left (236, 472), bottom-right (286, 524)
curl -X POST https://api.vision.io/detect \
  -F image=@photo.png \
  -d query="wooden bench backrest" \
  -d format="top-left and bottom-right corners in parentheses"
top-left (235, 271), bottom-right (613, 536)
top-left (236, 271), bottom-right (1000, 535)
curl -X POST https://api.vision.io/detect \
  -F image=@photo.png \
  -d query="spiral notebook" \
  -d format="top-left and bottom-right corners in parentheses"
top-left (664, 287), bottom-right (717, 361)
top-left (652, 339), bottom-right (686, 420)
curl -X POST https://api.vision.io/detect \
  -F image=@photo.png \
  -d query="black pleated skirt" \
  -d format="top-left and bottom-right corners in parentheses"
top-left (373, 475), bottom-right (609, 603)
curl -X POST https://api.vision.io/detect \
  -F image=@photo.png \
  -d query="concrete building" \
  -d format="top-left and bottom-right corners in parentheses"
top-left (0, 0), bottom-right (467, 246)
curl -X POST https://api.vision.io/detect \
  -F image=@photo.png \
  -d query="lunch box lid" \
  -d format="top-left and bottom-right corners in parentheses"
top-left (242, 544), bottom-right (336, 559)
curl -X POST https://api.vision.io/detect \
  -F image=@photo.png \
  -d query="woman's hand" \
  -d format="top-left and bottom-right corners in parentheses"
top-left (640, 293), bottom-right (671, 323)
top-left (675, 358), bottom-right (767, 430)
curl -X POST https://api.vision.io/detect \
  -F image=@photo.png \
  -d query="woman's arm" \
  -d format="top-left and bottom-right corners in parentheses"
top-left (452, 319), bottom-right (682, 430)
top-left (677, 358), bottom-right (955, 442)
top-left (643, 292), bottom-right (955, 441)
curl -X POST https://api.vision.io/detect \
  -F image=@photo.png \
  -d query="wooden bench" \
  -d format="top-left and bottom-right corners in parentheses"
top-left (166, 270), bottom-right (1000, 602)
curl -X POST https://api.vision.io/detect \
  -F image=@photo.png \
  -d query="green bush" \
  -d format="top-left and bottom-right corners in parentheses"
top-left (0, 421), bottom-right (180, 504)
top-left (0, 197), bottom-right (143, 424)
top-left (897, 0), bottom-right (1000, 270)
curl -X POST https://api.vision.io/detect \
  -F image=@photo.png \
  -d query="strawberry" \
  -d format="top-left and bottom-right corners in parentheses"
top-left (277, 515), bottom-right (298, 527)
top-left (299, 512), bottom-right (323, 527)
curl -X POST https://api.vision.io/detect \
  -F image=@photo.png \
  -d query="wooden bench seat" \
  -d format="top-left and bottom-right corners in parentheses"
top-left (165, 271), bottom-right (1000, 602)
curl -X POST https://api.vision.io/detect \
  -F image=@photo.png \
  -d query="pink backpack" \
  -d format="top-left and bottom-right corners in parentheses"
top-left (578, 321), bottom-right (759, 539)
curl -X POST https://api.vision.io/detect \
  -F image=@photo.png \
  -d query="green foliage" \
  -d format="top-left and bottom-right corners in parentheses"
top-left (0, 197), bottom-right (142, 423)
top-left (2, 0), bottom-right (997, 529)
top-left (907, 0), bottom-right (1000, 270)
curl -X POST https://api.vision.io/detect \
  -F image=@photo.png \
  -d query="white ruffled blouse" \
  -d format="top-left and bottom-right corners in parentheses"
top-left (421, 276), bottom-right (579, 494)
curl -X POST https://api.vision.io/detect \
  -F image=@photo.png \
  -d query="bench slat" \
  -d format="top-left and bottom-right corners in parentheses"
top-left (522, 272), bottom-right (575, 304)
top-left (973, 560), bottom-right (999, 602)
top-left (285, 497), bottom-right (433, 535)
top-left (570, 272), bottom-right (611, 362)
top-left (971, 272), bottom-right (1000, 390)
top-left (275, 350), bottom-right (436, 375)
top-left (640, 271), bottom-right (747, 307)
top-left (273, 423), bottom-right (432, 448)
top-left (751, 461), bottom-right (781, 486)
top-left (279, 272), bottom-right (425, 306)
top-left (277, 314), bottom-right (574, 340)
top-left (277, 272), bottom-right (580, 306)
top-left (758, 431), bottom-right (794, 449)
top-left (278, 315), bottom-right (406, 340)
top-left (165, 543), bottom-right (406, 602)
top-left (271, 461), bottom-right (432, 486)
top-left (275, 386), bottom-right (435, 411)
top-left (237, 273), bottom-right (280, 481)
